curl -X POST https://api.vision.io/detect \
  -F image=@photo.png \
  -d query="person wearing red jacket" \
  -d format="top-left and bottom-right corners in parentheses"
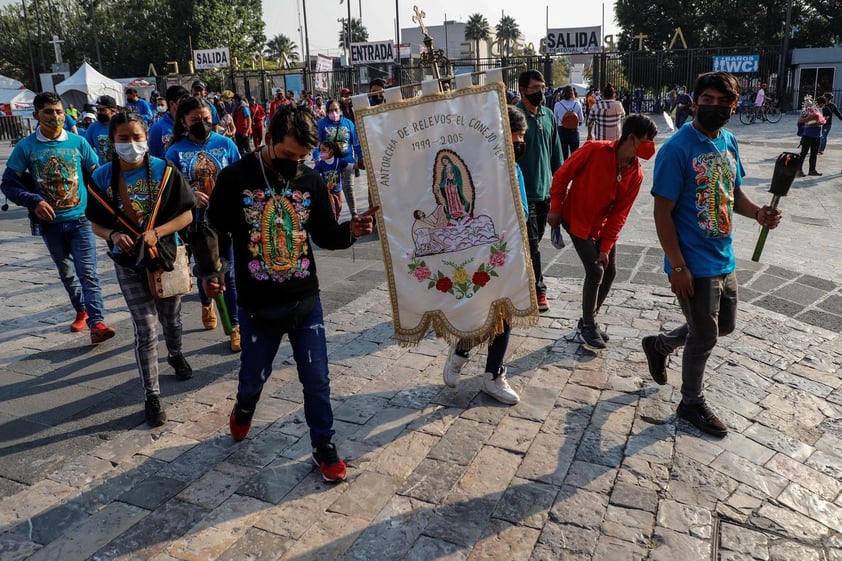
top-left (249, 97), bottom-right (266, 148)
top-left (547, 114), bottom-right (658, 349)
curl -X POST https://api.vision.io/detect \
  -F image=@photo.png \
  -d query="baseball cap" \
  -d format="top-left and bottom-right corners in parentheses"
top-left (95, 95), bottom-right (117, 109)
top-left (191, 80), bottom-right (207, 91)
top-left (340, 87), bottom-right (351, 96)
top-left (81, 112), bottom-right (96, 120)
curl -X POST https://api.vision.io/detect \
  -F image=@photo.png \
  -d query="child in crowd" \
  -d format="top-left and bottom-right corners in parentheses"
top-left (313, 140), bottom-right (350, 220)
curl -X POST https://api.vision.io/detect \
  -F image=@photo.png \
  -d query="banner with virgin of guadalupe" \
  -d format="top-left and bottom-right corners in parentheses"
top-left (356, 82), bottom-right (538, 346)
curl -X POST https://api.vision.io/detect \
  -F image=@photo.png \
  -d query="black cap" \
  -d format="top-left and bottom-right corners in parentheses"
top-left (191, 80), bottom-right (207, 91)
top-left (95, 95), bottom-right (117, 109)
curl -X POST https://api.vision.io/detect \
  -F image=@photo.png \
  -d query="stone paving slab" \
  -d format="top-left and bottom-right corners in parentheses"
top-left (0, 277), bottom-right (840, 560)
top-left (2, 115), bottom-right (842, 559)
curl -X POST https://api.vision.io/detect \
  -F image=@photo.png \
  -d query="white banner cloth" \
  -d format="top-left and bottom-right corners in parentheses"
top-left (357, 84), bottom-right (537, 345)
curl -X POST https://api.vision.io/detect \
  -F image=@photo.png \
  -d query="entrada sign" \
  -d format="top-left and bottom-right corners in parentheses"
top-left (193, 47), bottom-right (230, 70)
top-left (351, 41), bottom-right (395, 65)
top-left (545, 27), bottom-right (602, 54)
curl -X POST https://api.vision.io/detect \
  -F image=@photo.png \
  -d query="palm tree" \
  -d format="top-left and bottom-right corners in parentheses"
top-left (338, 18), bottom-right (369, 50)
top-left (464, 13), bottom-right (490, 65)
top-left (495, 15), bottom-right (520, 57)
top-left (265, 34), bottom-right (299, 67)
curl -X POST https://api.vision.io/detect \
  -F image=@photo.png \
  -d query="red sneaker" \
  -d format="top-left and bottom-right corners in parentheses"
top-left (312, 442), bottom-right (347, 482)
top-left (536, 293), bottom-right (549, 313)
top-left (70, 310), bottom-right (88, 332)
top-left (229, 403), bottom-right (254, 442)
top-left (90, 322), bottom-right (116, 344)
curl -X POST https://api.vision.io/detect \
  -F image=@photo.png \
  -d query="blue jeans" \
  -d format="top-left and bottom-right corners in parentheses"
top-left (236, 296), bottom-right (334, 447)
top-left (820, 122), bottom-right (831, 153)
top-left (654, 273), bottom-right (737, 405)
top-left (42, 216), bottom-right (105, 325)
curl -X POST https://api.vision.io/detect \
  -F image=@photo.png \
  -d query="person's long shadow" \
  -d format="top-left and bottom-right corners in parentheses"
top-left (0, 331), bottom-right (687, 560)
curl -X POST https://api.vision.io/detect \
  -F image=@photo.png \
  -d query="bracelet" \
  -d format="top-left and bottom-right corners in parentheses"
top-left (109, 230), bottom-right (118, 241)
top-left (154, 228), bottom-right (160, 241)
top-left (755, 208), bottom-right (761, 221)
top-left (673, 266), bottom-right (686, 273)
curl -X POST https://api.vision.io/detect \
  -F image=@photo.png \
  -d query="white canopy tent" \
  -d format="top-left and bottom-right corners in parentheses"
top-left (56, 62), bottom-right (124, 109)
top-left (0, 75), bottom-right (25, 90)
top-left (114, 77), bottom-right (156, 101)
top-left (0, 88), bottom-right (36, 111)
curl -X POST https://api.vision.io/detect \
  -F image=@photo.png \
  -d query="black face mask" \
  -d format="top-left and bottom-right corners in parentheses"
top-left (695, 104), bottom-right (732, 131)
top-left (189, 121), bottom-right (213, 140)
top-left (525, 92), bottom-right (544, 107)
top-left (96, 113), bottom-right (110, 124)
top-left (513, 141), bottom-right (526, 160)
top-left (271, 156), bottom-right (299, 181)
top-left (369, 93), bottom-right (384, 106)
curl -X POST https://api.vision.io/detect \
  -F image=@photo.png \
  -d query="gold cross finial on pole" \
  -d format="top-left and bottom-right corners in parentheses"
top-left (412, 5), bottom-right (429, 38)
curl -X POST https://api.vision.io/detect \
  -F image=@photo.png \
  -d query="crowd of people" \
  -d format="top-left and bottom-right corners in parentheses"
top-left (0, 69), bottom-right (786, 485)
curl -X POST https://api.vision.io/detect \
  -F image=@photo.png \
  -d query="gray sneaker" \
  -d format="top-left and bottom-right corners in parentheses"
top-left (481, 368), bottom-right (519, 405)
top-left (580, 324), bottom-right (606, 349)
top-left (443, 345), bottom-right (468, 387)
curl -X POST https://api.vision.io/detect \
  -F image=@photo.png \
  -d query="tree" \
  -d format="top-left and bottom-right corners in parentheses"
top-left (337, 18), bottom-right (368, 50)
top-left (464, 13), bottom-right (490, 65)
top-left (0, 0), bottom-right (266, 90)
top-left (265, 34), bottom-right (299, 67)
top-left (495, 15), bottom-right (520, 57)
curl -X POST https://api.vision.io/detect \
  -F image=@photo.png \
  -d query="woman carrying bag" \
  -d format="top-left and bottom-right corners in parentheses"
top-left (86, 111), bottom-right (195, 427)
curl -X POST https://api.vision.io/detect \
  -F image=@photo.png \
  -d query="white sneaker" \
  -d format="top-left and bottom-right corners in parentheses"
top-left (481, 368), bottom-right (520, 405)
top-left (443, 345), bottom-right (468, 387)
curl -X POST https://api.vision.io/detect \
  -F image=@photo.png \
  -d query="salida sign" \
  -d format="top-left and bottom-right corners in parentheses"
top-left (194, 47), bottom-right (230, 70)
top-left (351, 41), bottom-right (395, 65)
top-left (545, 26), bottom-right (602, 54)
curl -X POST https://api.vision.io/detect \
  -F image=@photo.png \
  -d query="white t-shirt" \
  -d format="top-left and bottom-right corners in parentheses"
top-left (754, 88), bottom-right (766, 107)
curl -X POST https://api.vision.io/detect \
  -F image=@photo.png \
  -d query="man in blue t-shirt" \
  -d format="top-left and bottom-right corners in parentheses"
top-left (0, 92), bottom-right (116, 344)
top-left (125, 87), bottom-right (154, 126)
top-left (85, 94), bottom-right (120, 165)
top-left (148, 85), bottom-right (188, 158)
top-left (640, 72), bottom-right (781, 437)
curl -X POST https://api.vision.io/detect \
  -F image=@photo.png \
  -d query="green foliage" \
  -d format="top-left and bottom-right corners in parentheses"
top-left (615, 0), bottom-right (841, 51)
top-left (0, 0), bottom-right (265, 90)
top-left (495, 15), bottom-right (520, 57)
top-left (464, 13), bottom-right (490, 65)
top-left (265, 34), bottom-right (300, 67)
top-left (338, 18), bottom-right (369, 50)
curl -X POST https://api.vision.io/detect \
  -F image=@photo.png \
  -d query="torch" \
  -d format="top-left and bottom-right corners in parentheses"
top-left (751, 152), bottom-right (800, 262)
top-left (187, 220), bottom-right (233, 335)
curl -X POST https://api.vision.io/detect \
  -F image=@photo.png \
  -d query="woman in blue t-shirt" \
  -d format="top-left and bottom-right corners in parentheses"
top-left (166, 96), bottom-right (241, 351)
top-left (85, 112), bottom-right (195, 427)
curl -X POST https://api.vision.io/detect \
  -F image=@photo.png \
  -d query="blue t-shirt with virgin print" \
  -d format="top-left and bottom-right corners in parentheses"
top-left (7, 129), bottom-right (98, 222)
top-left (652, 123), bottom-right (746, 278)
top-left (91, 157), bottom-right (169, 228)
top-left (165, 132), bottom-right (240, 196)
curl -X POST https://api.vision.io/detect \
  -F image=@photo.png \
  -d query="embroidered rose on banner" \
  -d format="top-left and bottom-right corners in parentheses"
top-left (407, 238), bottom-right (509, 299)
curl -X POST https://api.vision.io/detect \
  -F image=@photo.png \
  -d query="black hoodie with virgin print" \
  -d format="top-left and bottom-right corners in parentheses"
top-left (208, 151), bottom-right (355, 310)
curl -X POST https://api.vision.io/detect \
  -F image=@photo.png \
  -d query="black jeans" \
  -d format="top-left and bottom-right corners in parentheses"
top-left (654, 273), bottom-right (737, 405)
top-left (566, 228), bottom-right (617, 325)
top-left (799, 136), bottom-right (820, 173)
top-left (527, 199), bottom-right (550, 295)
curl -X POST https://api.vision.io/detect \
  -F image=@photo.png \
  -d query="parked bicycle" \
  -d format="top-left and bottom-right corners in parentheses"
top-left (739, 98), bottom-right (782, 124)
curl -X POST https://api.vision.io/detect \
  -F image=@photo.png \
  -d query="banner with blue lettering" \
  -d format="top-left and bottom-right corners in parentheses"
top-left (356, 83), bottom-right (538, 345)
top-left (712, 55), bottom-right (759, 73)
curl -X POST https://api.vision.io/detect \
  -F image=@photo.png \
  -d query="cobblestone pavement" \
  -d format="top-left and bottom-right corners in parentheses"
top-left (1, 115), bottom-right (841, 560)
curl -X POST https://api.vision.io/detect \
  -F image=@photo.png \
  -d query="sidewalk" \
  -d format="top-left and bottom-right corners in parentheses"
top-left (1, 115), bottom-right (841, 560)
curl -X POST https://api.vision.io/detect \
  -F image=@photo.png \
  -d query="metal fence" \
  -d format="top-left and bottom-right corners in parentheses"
top-left (0, 115), bottom-right (30, 143)
top-left (219, 47), bottom-right (794, 111)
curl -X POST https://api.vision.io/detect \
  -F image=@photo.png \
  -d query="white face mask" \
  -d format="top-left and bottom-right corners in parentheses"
top-left (156, 105), bottom-right (167, 113)
top-left (114, 141), bottom-right (148, 163)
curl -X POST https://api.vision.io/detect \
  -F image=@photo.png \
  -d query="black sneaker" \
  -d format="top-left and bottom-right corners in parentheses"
top-left (167, 352), bottom-right (193, 380)
top-left (145, 395), bottom-right (167, 427)
top-left (676, 401), bottom-right (728, 437)
top-left (808, 170), bottom-right (823, 176)
top-left (580, 323), bottom-right (606, 349)
top-left (312, 442), bottom-right (347, 482)
top-left (641, 336), bottom-right (667, 385)
top-left (578, 318), bottom-right (609, 342)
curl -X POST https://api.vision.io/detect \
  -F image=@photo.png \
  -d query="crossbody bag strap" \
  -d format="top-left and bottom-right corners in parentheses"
top-left (142, 164), bottom-right (174, 260)
top-left (85, 183), bottom-right (142, 238)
